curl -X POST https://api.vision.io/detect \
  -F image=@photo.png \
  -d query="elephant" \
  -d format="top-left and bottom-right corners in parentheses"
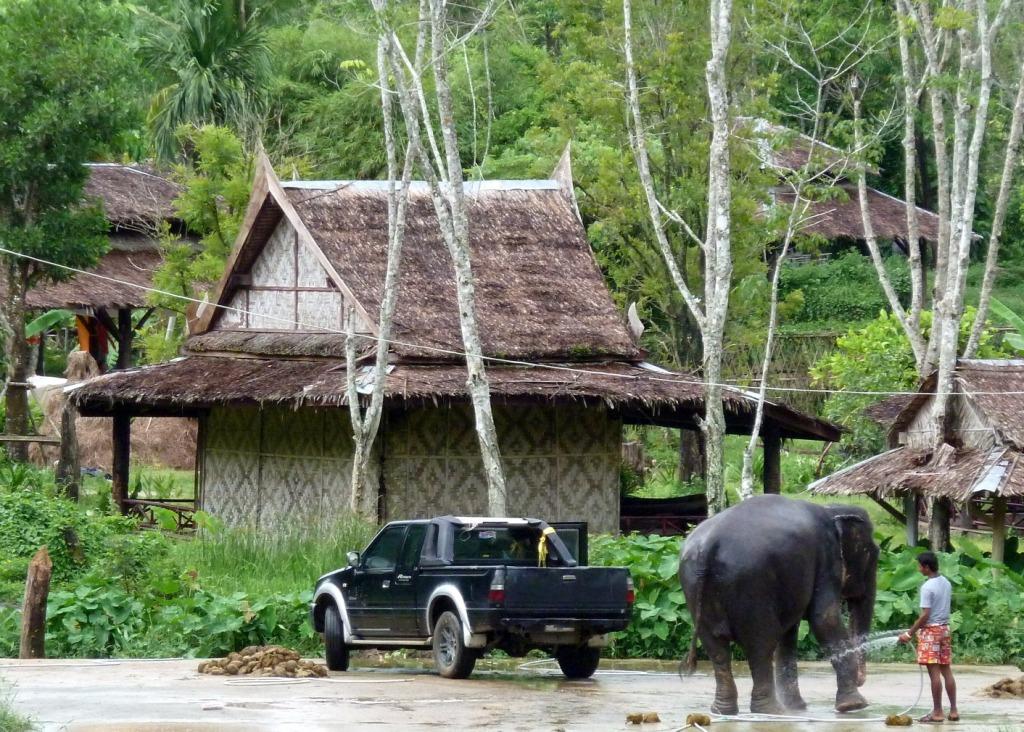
top-left (679, 495), bottom-right (879, 715)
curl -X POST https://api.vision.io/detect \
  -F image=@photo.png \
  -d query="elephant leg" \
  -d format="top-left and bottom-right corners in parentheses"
top-left (703, 633), bottom-right (739, 716)
top-left (775, 624), bottom-right (806, 710)
top-left (809, 599), bottom-right (867, 712)
top-left (747, 642), bottom-right (787, 715)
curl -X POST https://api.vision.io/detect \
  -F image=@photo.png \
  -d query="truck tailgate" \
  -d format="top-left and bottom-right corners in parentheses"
top-left (503, 567), bottom-right (630, 615)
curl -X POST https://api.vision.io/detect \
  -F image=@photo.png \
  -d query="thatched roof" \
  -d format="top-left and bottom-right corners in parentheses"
top-left (774, 183), bottom-right (942, 242)
top-left (862, 395), bottom-right (914, 427)
top-left (814, 359), bottom-right (1024, 500)
top-left (200, 160), bottom-right (639, 361)
top-left (84, 163), bottom-right (182, 232)
top-left (26, 244), bottom-right (163, 310)
top-left (70, 355), bottom-right (840, 441)
top-left (736, 117), bottom-right (864, 176)
top-left (186, 331), bottom-right (353, 359)
top-left (889, 359), bottom-right (1024, 450)
top-left (809, 445), bottom-right (1024, 499)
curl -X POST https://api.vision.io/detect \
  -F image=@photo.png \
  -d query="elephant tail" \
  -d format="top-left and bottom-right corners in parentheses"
top-left (679, 565), bottom-right (706, 678)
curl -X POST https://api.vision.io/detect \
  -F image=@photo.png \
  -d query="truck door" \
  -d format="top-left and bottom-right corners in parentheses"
top-left (391, 523), bottom-right (428, 636)
top-left (348, 524), bottom-right (407, 636)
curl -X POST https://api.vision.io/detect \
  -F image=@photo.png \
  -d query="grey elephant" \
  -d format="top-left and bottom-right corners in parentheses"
top-left (679, 495), bottom-right (878, 715)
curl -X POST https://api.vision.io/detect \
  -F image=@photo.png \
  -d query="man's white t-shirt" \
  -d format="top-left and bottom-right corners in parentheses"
top-left (920, 575), bottom-right (952, 625)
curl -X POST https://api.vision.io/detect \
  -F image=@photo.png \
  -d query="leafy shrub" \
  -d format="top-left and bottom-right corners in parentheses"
top-left (590, 530), bottom-right (1024, 664)
top-left (779, 252), bottom-right (911, 325)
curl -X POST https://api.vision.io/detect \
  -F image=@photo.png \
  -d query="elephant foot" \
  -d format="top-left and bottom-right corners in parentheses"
top-left (781, 693), bottom-right (807, 711)
top-left (835, 690), bottom-right (868, 713)
top-left (710, 699), bottom-right (739, 716)
top-left (750, 697), bottom-right (788, 716)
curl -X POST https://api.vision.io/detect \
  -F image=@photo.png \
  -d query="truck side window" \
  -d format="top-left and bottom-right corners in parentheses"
top-left (398, 524), bottom-right (427, 569)
top-left (362, 526), bottom-right (407, 571)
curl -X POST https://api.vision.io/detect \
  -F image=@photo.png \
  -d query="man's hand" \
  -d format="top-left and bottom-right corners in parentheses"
top-left (897, 631), bottom-right (912, 644)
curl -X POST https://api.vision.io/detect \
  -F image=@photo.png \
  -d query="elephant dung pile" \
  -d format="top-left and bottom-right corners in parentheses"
top-left (980, 675), bottom-right (1024, 698)
top-left (198, 645), bottom-right (328, 678)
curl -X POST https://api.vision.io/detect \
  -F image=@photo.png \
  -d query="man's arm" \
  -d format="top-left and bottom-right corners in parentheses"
top-left (899, 607), bottom-right (931, 643)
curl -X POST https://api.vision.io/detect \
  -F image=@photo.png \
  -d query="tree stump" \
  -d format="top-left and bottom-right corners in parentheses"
top-left (19, 546), bottom-right (52, 659)
top-left (56, 399), bottom-right (80, 500)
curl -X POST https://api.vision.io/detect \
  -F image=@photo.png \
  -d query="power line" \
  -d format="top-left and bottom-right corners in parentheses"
top-left (3, 244), bottom-right (1023, 399)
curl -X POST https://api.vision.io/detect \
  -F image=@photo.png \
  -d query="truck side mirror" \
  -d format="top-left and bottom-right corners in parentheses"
top-left (347, 551), bottom-right (360, 568)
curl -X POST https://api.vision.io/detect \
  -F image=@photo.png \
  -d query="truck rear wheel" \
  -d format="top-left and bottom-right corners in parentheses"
top-left (324, 603), bottom-right (350, 671)
top-left (555, 645), bottom-right (601, 679)
top-left (432, 610), bottom-right (477, 679)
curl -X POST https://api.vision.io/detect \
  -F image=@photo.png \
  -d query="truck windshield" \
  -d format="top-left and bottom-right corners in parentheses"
top-left (452, 527), bottom-right (540, 564)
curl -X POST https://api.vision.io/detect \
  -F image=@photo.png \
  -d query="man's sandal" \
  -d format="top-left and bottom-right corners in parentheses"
top-left (947, 712), bottom-right (960, 722)
top-left (918, 714), bottom-right (944, 723)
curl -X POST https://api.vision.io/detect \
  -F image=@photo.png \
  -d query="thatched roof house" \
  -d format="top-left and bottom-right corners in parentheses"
top-left (740, 118), bottom-right (943, 245)
top-left (72, 155), bottom-right (838, 532)
top-left (810, 359), bottom-right (1024, 558)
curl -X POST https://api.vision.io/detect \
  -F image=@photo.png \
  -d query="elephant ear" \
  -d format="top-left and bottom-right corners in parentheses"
top-left (832, 513), bottom-right (878, 599)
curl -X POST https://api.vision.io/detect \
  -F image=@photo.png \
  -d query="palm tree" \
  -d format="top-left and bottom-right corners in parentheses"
top-left (140, 0), bottom-right (272, 159)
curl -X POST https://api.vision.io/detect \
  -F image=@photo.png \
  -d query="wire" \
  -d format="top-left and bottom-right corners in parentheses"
top-left (5, 244), bottom-right (1024, 399)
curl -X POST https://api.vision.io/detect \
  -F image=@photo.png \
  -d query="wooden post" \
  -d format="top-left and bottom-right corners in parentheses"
top-left (19, 546), bottom-right (52, 659)
top-left (928, 497), bottom-right (952, 552)
top-left (111, 410), bottom-right (131, 514)
top-left (678, 429), bottom-right (705, 483)
top-left (904, 493), bottom-right (919, 547)
top-left (991, 496), bottom-right (1007, 573)
top-left (117, 307), bottom-right (132, 370)
top-left (56, 399), bottom-right (80, 501)
top-left (762, 431), bottom-right (782, 494)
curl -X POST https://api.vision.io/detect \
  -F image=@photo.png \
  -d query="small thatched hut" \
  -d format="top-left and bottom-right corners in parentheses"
top-left (26, 163), bottom-right (189, 368)
top-left (71, 155), bottom-right (839, 532)
top-left (810, 359), bottom-right (1024, 560)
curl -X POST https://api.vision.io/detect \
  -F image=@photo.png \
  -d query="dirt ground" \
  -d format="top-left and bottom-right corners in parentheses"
top-left (2, 657), bottom-right (1022, 731)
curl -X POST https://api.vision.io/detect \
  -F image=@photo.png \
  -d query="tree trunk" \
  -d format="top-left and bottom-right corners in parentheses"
top-left (56, 399), bottom-right (80, 501)
top-left (761, 431), bottom-right (781, 494)
top-left (4, 260), bottom-right (31, 461)
top-left (19, 546), bottom-right (52, 659)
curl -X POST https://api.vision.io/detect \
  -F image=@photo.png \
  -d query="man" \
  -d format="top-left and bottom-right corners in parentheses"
top-left (898, 551), bottom-right (958, 723)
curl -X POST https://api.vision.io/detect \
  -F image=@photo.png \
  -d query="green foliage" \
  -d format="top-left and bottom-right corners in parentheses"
top-left (811, 309), bottom-right (1010, 459)
top-left (0, 680), bottom-right (35, 732)
top-left (139, 0), bottom-right (272, 159)
top-left (590, 529), bottom-right (1024, 664)
top-left (988, 297), bottom-right (1024, 353)
top-left (142, 125), bottom-right (252, 363)
top-left (24, 310), bottom-right (74, 339)
top-left (779, 253), bottom-right (912, 326)
top-left (0, 0), bottom-right (136, 279)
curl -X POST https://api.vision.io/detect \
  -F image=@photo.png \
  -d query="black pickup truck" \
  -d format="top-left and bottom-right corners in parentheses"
top-left (310, 516), bottom-right (633, 679)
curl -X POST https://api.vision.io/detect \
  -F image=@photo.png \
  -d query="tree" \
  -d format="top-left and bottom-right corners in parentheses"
top-left (0, 0), bottom-right (136, 459)
top-left (139, 0), bottom-right (273, 159)
top-left (143, 125), bottom-right (253, 363)
top-left (624, 0), bottom-right (734, 514)
top-left (376, 0), bottom-right (509, 515)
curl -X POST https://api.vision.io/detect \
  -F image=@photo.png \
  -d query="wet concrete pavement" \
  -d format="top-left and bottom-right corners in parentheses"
top-left (2, 657), bottom-right (1022, 731)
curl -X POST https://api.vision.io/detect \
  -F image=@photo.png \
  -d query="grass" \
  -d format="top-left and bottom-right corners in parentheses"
top-left (0, 683), bottom-right (34, 732)
top-left (169, 514), bottom-right (378, 596)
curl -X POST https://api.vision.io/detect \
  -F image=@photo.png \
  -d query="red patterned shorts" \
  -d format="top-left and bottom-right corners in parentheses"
top-left (916, 624), bottom-right (952, 665)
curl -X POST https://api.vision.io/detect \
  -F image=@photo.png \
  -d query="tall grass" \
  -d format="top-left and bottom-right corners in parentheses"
top-left (170, 514), bottom-right (379, 596)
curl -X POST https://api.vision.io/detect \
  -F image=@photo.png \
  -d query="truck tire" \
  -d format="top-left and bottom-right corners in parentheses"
top-left (555, 645), bottom-right (601, 679)
top-left (324, 603), bottom-right (350, 671)
top-left (432, 610), bottom-right (477, 679)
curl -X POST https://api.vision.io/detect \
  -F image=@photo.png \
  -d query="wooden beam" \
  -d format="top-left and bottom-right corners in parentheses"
top-left (0, 434), bottom-right (61, 445)
top-left (762, 431), bottom-right (782, 494)
top-left (992, 496), bottom-right (1007, 573)
top-left (870, 495), bottom-right (907, 524)
top-left (19, 547), bottom-right (52, 659)
top-left (134, 307), bottom-right (156, 333)
top-left (111, 411), bottom-right (131, 514)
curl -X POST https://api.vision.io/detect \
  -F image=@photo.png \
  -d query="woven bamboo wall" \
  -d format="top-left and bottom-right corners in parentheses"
top-left (383, 402), bottom-right (621, 533)
top-left (202, 402), bottom-right (621, 533)
top-left (202, 406), bottom-right (368, 528)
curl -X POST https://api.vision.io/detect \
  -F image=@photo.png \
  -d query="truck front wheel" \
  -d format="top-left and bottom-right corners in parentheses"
top-left (324, 604), bottom-right (350, 671)
top-left (432, 610), bottom-right (477, 679)
top-left (555, 645), bottom-right (601, 679)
